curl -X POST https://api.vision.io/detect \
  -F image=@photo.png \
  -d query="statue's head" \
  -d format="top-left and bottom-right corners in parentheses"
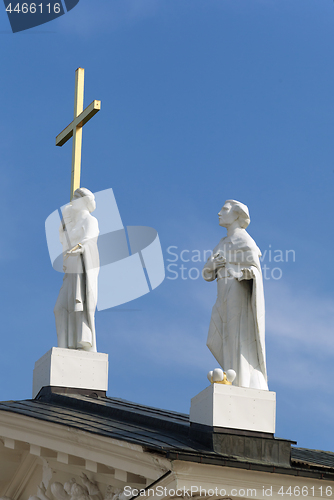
top-left (218, 200), bottom-right (250, 229)
top-left (72, 187), bottom-right (96, 213)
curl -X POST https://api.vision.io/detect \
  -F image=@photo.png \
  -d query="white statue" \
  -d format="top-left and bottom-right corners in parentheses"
top-left (54, 188), bottom-right (100, 352)
top-left (202, 200), bottom-right (268, 390)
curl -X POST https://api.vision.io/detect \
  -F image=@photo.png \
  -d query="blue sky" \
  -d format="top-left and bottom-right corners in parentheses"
top-left (0, 0), bottom-right (334, 452)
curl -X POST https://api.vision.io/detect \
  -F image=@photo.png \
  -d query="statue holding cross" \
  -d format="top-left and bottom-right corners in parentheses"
top-left (53, 68), bottom-right (101, 352)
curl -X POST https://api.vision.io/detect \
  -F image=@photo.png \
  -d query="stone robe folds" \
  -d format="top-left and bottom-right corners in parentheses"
top-left (203, 230), bottom-right (268, 390)
top-left (54, 215), bottom-right (100, 352)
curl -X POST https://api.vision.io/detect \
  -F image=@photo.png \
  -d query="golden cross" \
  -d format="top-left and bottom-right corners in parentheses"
top-left (56, 67), bottom-right (101, 200)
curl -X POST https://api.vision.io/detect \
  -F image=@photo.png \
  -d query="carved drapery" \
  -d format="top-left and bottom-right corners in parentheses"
top-left (0, 474), bottom-right (126, 500)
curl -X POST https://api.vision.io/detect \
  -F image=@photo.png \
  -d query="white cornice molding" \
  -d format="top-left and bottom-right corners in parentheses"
top-left (170, 461), bottom-right (333, 499)
top-left (0, 410), bottom-right (171, 481)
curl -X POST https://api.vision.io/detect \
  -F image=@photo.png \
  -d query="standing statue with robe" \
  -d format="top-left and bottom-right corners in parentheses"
top-left (202, 200), bottom-right (268, 390)
top-left (54, 187), bottom-right (100, 352)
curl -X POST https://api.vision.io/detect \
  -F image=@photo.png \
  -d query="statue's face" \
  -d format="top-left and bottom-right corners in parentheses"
top-left (71, 196), bottom-right (86, 212)
top-left (72, 195), bottom-right (96, 213)
top-left (218, 202), bottom-right (237, 228)
top-left (87, 195), bottom-right (96, 213)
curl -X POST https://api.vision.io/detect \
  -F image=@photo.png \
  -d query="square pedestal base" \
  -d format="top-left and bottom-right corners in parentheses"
top-left (190, 384), bottom-right (276, 434)
top-left (32, 347), bottom-right (108, 398)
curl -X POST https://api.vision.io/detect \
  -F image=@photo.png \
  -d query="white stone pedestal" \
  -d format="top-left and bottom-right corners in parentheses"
top-left (190, 384), bottom-right (276, 434)
top-left (32, 347), bottom-right (108, 398)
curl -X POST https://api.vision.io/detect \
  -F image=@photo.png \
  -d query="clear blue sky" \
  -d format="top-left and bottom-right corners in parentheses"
top-left (0, 0), bottom-right (334, 452)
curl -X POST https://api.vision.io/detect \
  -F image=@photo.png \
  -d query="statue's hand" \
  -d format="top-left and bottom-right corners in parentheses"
top-left (239, 268), bottom-right (255, 280)
top-left (212, 251), bottom-right (226, 266)
top-left (203, 250), bottom-right (225, 281)
top-left (202, 267), bottom-right (215, 281)
top-left (67, 245), bottom-right (84, 256)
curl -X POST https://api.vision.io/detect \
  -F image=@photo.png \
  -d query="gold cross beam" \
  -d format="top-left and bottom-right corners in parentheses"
top-left (56, 68), bottom-right (101, 200)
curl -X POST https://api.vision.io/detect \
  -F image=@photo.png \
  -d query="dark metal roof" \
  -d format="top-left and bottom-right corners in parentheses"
top-left (0, 390), bottom-right (211, 454)
top-left (0, 388), bottom-right (334, 479)
top-left (292, 447), bottom-right (334, 469)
